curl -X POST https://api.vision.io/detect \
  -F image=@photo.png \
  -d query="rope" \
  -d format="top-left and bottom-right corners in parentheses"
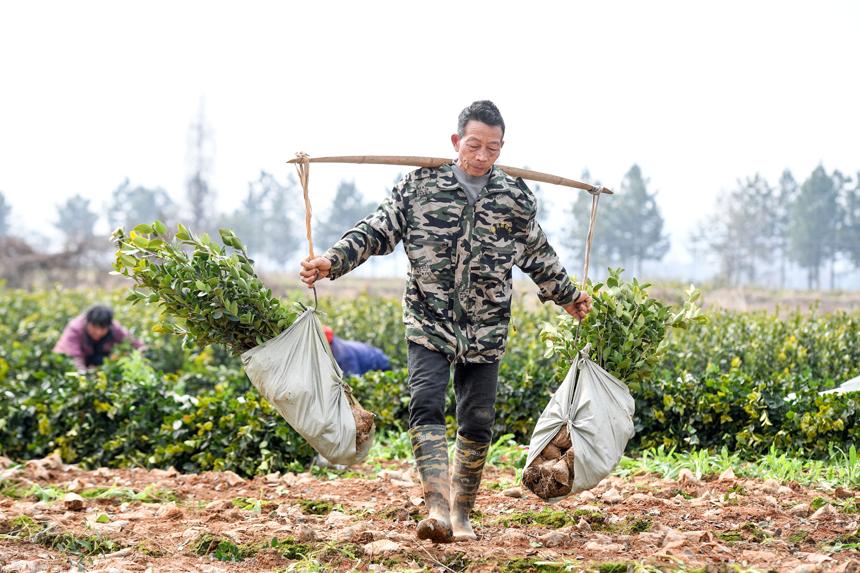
top-left (581, 186), bottom-right (602, 287)
top-left (574, 185), bottom-right (603, 348)
top-left (294, 152), bottom-right (314, 258)
top-left (294, 152), bottom-right (318, 309)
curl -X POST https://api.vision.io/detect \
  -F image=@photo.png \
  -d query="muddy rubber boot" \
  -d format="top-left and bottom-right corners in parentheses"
top-left (408, 425), bottom-right (453, 543)
top-left (450, 433), bottom-right (490, 541)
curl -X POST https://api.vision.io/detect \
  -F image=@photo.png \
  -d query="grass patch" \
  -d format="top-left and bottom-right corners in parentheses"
top-left (597, 564), bottom-right (631, 573)
top-left (376, 504), bottom-right (421, 522)
top-left (740, 522), bottom-right (771, 543)
top-left (79, 484), bottom-right (177, 503)
top-left (0, 515), bottom-right (122, 556)
top-left (308, 464), bottom-right (368, 480)
top-left (0, 480), bottom-right (36, 499)
top-left (627, 517), bottom-right (652, 533)
top-left (717, 531), bottom-right (744, 543)
top-left (499, 559), bottom-right (720, 573)
top-left (495, 508), bottom-right (579, 529)
top-left (269, 536), bottom-right (314, 560)
top-left (615, 444), bottom-right (860, 490)
top-left (266, 539), bottom-right (360, 571)
top-left (808, 496), bottom-right (860, 514)
top-left (573, 509), bottom-right (609, 529)
top-left (135, 542), bottom-right (166, 557)
top-left (1, 515), bottom-right (45, 537)
top-left (25, 483), bottom-right (66, 502)
top-left (788, 530), bottom-right (810, 544)
top-left (501, 558), bottom-right (580, 572)
top-left (47, 532), bottom-right (122, 555)
top-left (810, 496), bottom-right (829, 511)
top-left (367, 428), bottom-right (413, 462)
top-left (727, 483), bottom-right (746, 496)
top-left (297, 498), bottom-right (334, 515)
top-left (486, 479), bottom-right (516, 491)
top-left (825, 529), bottom-right (860, 552)
top-left (231, 497), bottom-right (274, 512)
top-left (486, 433), bottom-right (528, 468)
top-left (668, 488), bottom-right (695, 500)
top-left (192, 533), bottom-right (255, 562)
top-left (1, 482), bottom-right (177, 504)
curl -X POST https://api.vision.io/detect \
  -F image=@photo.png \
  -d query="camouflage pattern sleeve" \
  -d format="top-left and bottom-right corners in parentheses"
top-left (514, 182), bottom-right (578, 306)
top-left (322, 181), bottom-right (407, 280)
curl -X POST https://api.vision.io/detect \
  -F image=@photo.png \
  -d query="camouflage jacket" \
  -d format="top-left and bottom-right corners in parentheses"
top-left (323, 163), bottom-right (577, 363)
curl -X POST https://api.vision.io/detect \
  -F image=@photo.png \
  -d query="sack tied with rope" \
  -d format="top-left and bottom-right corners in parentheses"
top-left (240, 154), bottom-right (376, 466)
top-left (241, 307), bottom-right (375, 466)
top-left (522, 186), bottom-right (636, 501)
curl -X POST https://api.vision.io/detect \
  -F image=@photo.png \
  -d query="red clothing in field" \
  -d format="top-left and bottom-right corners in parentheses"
top-left (53, 314), bottom-right (144, 370)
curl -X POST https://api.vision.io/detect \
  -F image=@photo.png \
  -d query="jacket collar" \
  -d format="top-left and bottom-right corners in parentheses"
top-left (436, 162), bottom-right (510, 196)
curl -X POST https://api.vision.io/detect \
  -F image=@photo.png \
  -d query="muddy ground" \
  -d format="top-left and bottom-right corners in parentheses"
top-left (0, 455), bottom-right (858, 572)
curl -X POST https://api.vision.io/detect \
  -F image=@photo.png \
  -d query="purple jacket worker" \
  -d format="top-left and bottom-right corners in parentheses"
top-left (53, 305), bottom-right (144, 371)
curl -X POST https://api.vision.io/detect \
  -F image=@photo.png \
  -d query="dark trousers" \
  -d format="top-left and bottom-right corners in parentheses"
top-left (407, 342), bottom-right (499, 444)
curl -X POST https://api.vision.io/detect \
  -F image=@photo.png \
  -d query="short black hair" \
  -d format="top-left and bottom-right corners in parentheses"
top-left (457, 100), bottom-right (505, 136)
top-left (85, 305), bottom-right (113, 328)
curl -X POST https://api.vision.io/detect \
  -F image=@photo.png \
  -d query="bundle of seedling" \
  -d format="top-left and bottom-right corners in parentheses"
top-left (522, 268), bottom-right (706, 501)
top-left (111, 222), bottom-right (375, 453)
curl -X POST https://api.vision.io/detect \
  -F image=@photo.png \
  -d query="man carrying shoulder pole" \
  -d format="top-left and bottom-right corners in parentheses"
top-left (300, 100), bottom-right (592, 542)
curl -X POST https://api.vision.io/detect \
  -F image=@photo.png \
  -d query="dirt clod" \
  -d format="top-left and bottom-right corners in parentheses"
top-left (523, 426), bottom-right (577, 500)
top-left (550, 424), bottom-right (572, 449)
top-left (352, 404), bottom-right (375, 449)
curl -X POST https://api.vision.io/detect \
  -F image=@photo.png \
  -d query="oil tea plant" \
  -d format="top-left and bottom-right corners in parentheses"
top-left (111, 221), bottom-right (298, 353)
top-left (540, 267), bottom-right (707, 389)
top-left (1, 278), bottom-right (858, 474)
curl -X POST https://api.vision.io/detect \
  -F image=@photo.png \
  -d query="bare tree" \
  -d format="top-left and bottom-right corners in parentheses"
top-left (185, 100), bottom-right (216, 234)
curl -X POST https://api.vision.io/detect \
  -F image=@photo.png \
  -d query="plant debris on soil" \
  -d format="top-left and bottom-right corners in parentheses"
top-left (0, 455), bottom-right (858, 572)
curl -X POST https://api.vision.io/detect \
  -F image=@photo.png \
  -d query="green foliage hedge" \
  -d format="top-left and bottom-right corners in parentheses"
top-left (0, 282), bottom-right (858, 476)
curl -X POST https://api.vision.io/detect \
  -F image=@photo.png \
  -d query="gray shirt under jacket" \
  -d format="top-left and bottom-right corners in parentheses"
top-left (451, 162), bottom-right (491, 205)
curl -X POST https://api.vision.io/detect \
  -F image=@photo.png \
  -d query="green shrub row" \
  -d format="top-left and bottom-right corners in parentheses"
top-left (0, 285), bottom-right (857, 475)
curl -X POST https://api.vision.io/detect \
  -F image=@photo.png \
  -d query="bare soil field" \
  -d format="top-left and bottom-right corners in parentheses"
top-left (1, 455), bottom-right (858, 572)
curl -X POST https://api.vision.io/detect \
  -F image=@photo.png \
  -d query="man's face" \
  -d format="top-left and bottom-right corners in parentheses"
top-left (451, 120), bottom-right (504, 177)
top-left (85, 323), bottom-right (110, 341)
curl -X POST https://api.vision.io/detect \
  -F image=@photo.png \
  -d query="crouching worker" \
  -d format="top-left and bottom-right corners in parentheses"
top-left (300, 101), bottom-right (592, 542)
top-left (323, 326), bottom-right (391, 377)
top-left (53, 304), bottom-right (144, 371)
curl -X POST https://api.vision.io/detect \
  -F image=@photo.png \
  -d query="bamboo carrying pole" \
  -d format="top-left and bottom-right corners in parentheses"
top-left (286, 155), bottom-right (613, 195)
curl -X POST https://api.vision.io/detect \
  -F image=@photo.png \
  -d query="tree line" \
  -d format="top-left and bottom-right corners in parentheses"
top-left (691, 167), bottom-right (860, 290)
top-left (564, 164), bottom-right (860, 290)
top-left (1, 153), bottom-right (858, 290)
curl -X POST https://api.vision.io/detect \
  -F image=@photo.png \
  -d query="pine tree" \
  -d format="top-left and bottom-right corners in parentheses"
top-left (316, 181), bottom-right (375, 251)
top-left (107, 179), bottom-right (176, 232)
top-left (55, 194), bottom-right (99, 247)
top-left (775, 170), bottom-right (798, 288)
top-left (839, 172), bottom-right (860, 271)
top-left (611, 165), bottom-right (670, 276)
top-left (263, 173), bottom-right (300, 267)
top-left (219, 171), bottom-right (300, 267)
top-left (563, 170), bottom-right (614, 279)
top-left (789, 165), bottom-right (840, 289)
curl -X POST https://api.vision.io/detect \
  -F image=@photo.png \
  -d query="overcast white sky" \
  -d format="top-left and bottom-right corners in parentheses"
top-left (1, 1), bottom-right (858, 266)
